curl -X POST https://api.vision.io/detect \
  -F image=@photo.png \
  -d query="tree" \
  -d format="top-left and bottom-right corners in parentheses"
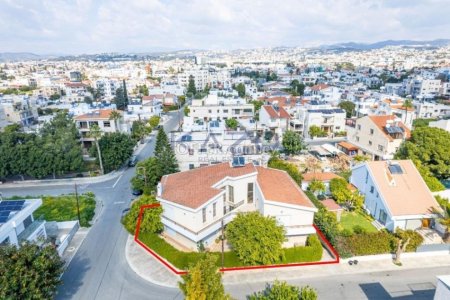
top-left (114, 85), bottom-right (128, 110)
top-left (251, 100), bottom-right (264, 121)
top-left (308, 179), bottom-right (326, 196)
top-left (308, 125), bottom-right (327, 138)
top-left (249, 280), bottom-right (318, 300)
top-left (148, 115), bottom-right (161, 129)
top-left (109, 110), bottom-right (122, 132)
top-left (338, 101), bottom-right (356, 118)
top-left (122, 195), bottom-right (163, 234)
top-left (329, 178), bottom-right (363, 210)
top-left (235, 83), bottom-right (246, 97)
top-left (131, 157), bottom-right (162, 194)
top-left (179, 255), bottom-right (229, 300)
top-left (282, 130), bottom-right (304, 155)
top-left (131, 120), bottom-right (151, 142)
top-left (187, 75), bottom-right (197, 96)
top-left (90, 132), bottom-right (135, 173)
top-left (89, 124), bottom-right (104, 175)
top-left (225, 118), bottom-right (239, 130)
top-left (184, 106), bottom-right (190, 117)
top-left (226, 211), bottom-right (286, 265)
top-left (0, 243), bottom-right (64, 299)
top-left (154, 128), bottom-right (179, 175)
top-left (122, 79), bottom-right (129, 105)
top-left (401, 99), bottom-right (413, 125)
top-left (353, 154), bottom-right (370, 163)
top-left (395, 127), bottom-right (450, 180)
top-left (268, 157), bottom-right (303, 185)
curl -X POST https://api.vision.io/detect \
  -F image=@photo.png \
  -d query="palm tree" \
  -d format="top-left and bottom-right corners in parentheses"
top-left (401, 99), bottom-right (413, 125)
top-left (89, 124), bottom-right (104, 175)
top-left (109, 110), bottom-right (122, 132)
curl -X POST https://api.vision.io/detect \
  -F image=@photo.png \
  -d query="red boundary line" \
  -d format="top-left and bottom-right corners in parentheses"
top-left (134, 204), bottom-right (339, 275)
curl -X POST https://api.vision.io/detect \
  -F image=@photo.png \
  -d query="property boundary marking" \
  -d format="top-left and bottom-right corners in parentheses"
top-left (134, 203), bottom-right (340, 275)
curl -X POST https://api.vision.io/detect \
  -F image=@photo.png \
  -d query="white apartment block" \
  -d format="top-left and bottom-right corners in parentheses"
top-left (177, 69), bottom-right (210, 91)
top-left (409, 79), bottom-right (441, 98)
top-left (188, 94), bottom-right (254, 122)
top-left (298, 102), bottom-right (346, 138)
top-left (414, 101), bottom-right (450, 119)
top-left (94, 79), bottom-right (121, 100)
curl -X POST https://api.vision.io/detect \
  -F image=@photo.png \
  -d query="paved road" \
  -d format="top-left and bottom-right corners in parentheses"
top-left (228, 266), bottom-right (448, 300)
top-left (1, 111), bottom-right (447, 300)
top-left (1, 111), bottom-right (184, 300)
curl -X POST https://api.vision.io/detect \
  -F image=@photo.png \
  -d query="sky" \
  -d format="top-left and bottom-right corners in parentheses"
top-left (1, 0), bottom-right (450, 54)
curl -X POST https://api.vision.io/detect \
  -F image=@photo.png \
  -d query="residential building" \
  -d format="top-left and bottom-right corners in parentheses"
top-left (346, 115), bottom-right (410, 160)
top-left (300, 102), bottom-right (346, 138)
top-left (177, 69), bottom-right (210, 91)
top-left (74, 109), bottom-right (124, 148)
top-left (414, 101), bottom-right (450, 119)
top-left (259, 104), bottom-right (290, 136)
top-left (429, 119), bottom-right (450, 132)
top-left (157, 162), bottom-right (318, 250)
top-left (0, 96), bottom-right (38, 127)
top-left (0, 199), bottom-right (47, 246)
top-left (0, 105), bottom-right (8, 130)
top-left (170, 129), bottom-right (266, 171)
top-left (301, 172), bottom-right (343, 194)
top-left (350, 160), bottom-right (441, 231)
top-left (188, 94), bottom-right (253, 122)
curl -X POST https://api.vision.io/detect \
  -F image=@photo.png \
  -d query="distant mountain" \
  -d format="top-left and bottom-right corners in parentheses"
top-left (320, 39), bottom-right (450, 50)
top-left (0, 52), bottom-right (63, 62)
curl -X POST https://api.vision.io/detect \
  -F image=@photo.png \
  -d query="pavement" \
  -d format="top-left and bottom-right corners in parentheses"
top-left (125, 234), bottom-right (450, 290)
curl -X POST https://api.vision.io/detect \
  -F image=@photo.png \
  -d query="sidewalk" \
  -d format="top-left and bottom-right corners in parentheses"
top-left (125, 236), bottom-right (450, 288)
top-left (61, 227), bottom-right (90, 268)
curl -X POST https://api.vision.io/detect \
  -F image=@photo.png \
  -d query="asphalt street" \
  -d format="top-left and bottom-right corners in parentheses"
top-left (0, 111), bottom-right (448, 300)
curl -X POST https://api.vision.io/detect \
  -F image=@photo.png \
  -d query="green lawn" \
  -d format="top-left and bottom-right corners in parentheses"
top-left (339, 211), bottom-right (377, 234)
top-left (138, 232), bottom-right (323, 270)
top-left (33, 192), bottom-right (96, 227)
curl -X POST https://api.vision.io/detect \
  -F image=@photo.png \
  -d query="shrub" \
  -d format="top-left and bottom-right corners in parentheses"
top-left (335, 231), bottom-right (395, 256)
top-left (353, 225), bottom-right (367, 234)
top-left (282, 235), bottom-right (323, 263)
top-left (305, 191), bottom-right (339, 245)
top-left (268, 157), bottom-right (303, 185)
top-left (393, 229), bottom-right (424, 252)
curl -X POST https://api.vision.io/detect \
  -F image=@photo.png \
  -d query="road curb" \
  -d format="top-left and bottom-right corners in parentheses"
top-left (125, 235), bottom-right (180, 288)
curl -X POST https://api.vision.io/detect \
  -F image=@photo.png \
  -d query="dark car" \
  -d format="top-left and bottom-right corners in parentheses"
top-left (128, 155), bottom-right (138, 167)
top-left (132, 189), bottom-right (143, 196)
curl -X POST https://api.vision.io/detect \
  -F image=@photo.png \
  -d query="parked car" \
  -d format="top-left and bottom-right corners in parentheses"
top-left (132, 189), bottom-right (143, 196)
top-left (128, 155), bottom-right (138, 167)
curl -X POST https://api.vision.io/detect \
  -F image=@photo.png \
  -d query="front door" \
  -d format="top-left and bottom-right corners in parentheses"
top-left (422, 218), bottom-right (430, 228)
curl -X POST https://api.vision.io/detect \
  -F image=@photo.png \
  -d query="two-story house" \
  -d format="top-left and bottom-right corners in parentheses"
top-left (259, 105), bottom-right (290, 137)
top-left (346, 115), bottom-right (410, 160)
top-left (74, 109), bottom-right (124, 148)
top-left (350, 160), bottom-right (441, 231)
top-left (157, 161), bottom-right (317, 251)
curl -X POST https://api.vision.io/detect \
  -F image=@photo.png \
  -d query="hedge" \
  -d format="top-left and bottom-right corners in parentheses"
top-left (335, 231), bottom-right (395, 257)
top-left (138, 232), bottom-right (323, 270)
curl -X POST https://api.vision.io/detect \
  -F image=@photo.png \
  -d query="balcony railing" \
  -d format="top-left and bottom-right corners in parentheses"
top-left (18, 220), bottom-right (45, 242)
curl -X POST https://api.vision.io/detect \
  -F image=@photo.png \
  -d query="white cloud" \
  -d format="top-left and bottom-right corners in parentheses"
top-left (0, 0), bottom-right (449, 53)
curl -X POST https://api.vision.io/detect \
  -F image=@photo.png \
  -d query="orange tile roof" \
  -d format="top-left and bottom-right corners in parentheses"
top-left (365, 160), bottom-right (442, 216)
top-left (338, 141), bottom-right (359, 151)
top-left (262, 105), bottom-right (291, 119)
top-left (160, 163), bottom-right (257, 209)
top-left (256, 167), bottom-right (315, 208)
top-left (311, 83), bottom-right (329, 91)
top-left (302, 172), bottom-right (341, 182)
top-left (74, 109), bottom-right (119, 120)
top-left (321, 199), bottom-right (343, 211)
top-left (368, 115), bottom-right (411, 141)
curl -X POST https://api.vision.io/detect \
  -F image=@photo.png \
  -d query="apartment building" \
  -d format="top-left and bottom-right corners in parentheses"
top-left (94, 79), bottom-right (121, 100)
top-left (157, 162), bottom-right (317, 250)
top-left (409, 79), bottom-right (441, 98)
top-left (0, 96), bottom-right (38, 127)
top-left (299, 102), bottom-right (346, 138)
top-left (188, 94), bottom-right (253, 122)
top-left (346, 115), bottom-right (410, 160)
top-left (177, 69), bottom-right (210, 91)
top-left (414, 101), bottom-right (450, 119)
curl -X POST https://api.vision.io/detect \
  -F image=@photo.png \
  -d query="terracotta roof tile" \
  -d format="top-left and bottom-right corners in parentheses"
top-left (160, 163), bottom-right (257, 209)
top-left (368, 115), bottom-right (411, 141)
top-left (338, 141), bottom-right (359, 151)
top-left (262, 105), bottom-right (291, 119)
top-left (321, 199), bottom-right (343, 211)
top-left (256, 167), bottom-right (315, 208)
top-left (303, 172), bottom-right (341, 182)
top-left (74, 109), bottom-right (119, 120)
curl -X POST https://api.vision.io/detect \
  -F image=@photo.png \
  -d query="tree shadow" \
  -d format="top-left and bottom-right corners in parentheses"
top-left (359, 282), bottom-right (435, 300)
top-left (56, 255), bottom-right (91, 299)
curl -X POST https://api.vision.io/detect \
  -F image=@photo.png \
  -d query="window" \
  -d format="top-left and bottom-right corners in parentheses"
top-left (228, 186), bottom-right (234, 203)
top-left (223, 109), bottom-right (228, 113)
top-left (199, 148), bottom-right (207, 153)
top-left (202, 207), bottom-right (206, 223)
top-left (189, 164), bottom-right (195, 169)
top-left (103, 121), bottom-right (111, 127)
top-left (370, 128), bottom-right (374, 135)
top-left (379, 209), bottom-right (387, 224)
top-left (356, 136), bottom-right (360, 142)
top-left (378, 145), bottom-right (384, 151)
top-left (357, 124), bottom-right (361, 130)
top-left (247, 183), bottom-right (254, 203)
top-left (368, 140), bottom-right (372, 146)
top-left (208, 109), bottom-right (212, 113)
top-left (213, 203), bottom-right (217, 217)
top-left (365, 171), bottom-right (369, 183)
top-left (370, 186), bottom-right (374, 193)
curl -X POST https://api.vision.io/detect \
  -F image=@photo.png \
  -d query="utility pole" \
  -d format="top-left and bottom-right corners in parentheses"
top-left (75, 183), bottom-right (81, 224)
